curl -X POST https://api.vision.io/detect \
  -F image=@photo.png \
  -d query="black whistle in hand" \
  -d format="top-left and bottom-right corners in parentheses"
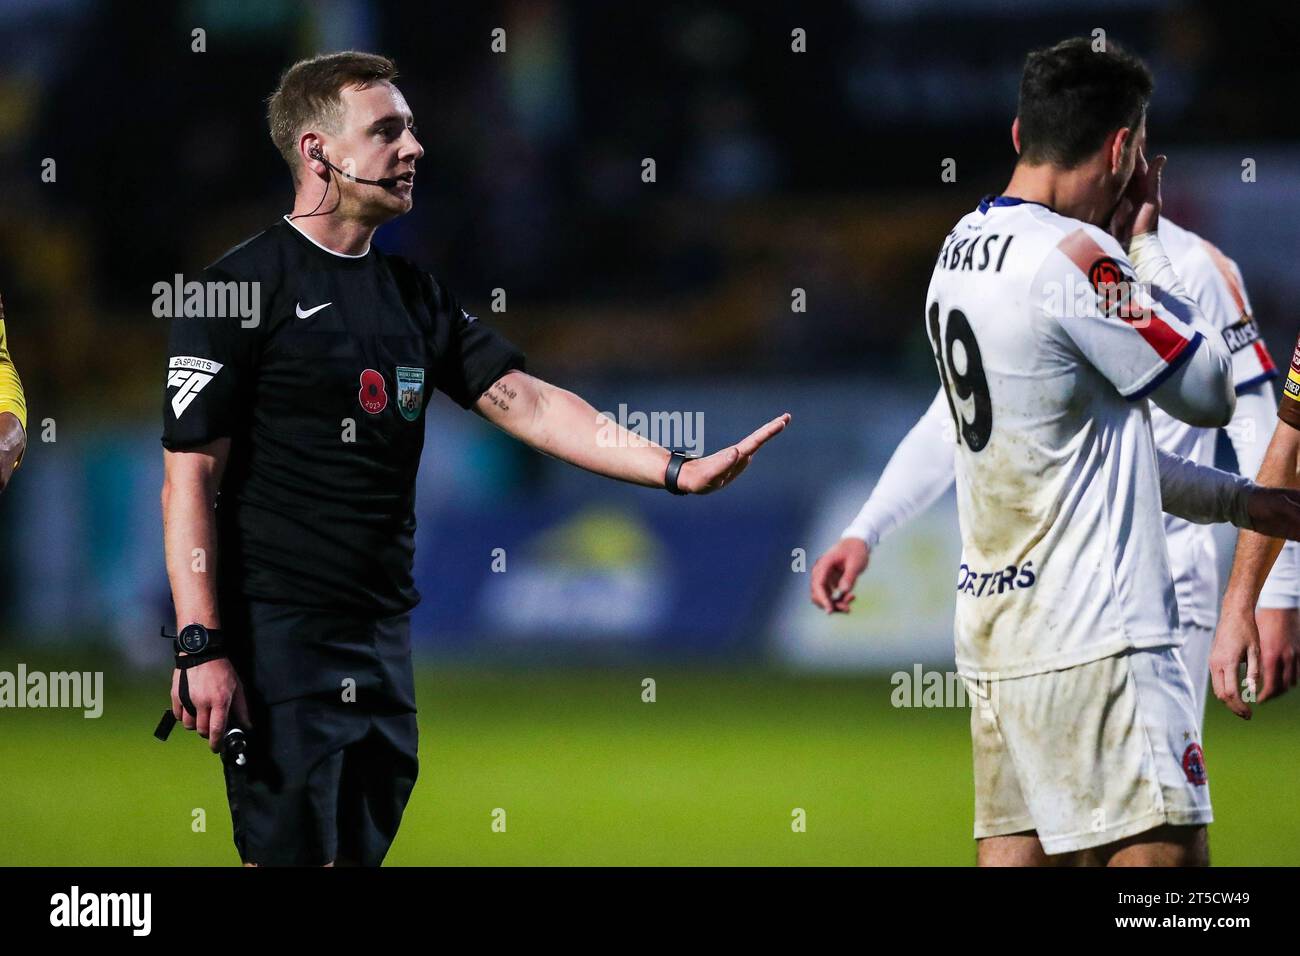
top-left (221, 727), bottom-right (249, 767)
top-left (153, 711), bottom-right (249, 768)
top-left (155, 710), bottom-right (177, 741)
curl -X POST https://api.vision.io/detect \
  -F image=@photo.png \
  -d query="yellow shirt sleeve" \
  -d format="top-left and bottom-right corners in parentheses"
top-left (0, 318), bottom-right (28, 443)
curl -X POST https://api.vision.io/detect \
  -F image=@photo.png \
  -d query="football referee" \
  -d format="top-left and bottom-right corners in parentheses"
top-left (160, 52), bottom-right (789, 866)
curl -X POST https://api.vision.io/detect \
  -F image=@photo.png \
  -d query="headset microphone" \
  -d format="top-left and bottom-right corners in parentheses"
top-left (310, 147), bottom-right (400, 188)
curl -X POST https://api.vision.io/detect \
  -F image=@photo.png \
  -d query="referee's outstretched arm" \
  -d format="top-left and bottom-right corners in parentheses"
top-left (474, 369), bottom-right (790, 494)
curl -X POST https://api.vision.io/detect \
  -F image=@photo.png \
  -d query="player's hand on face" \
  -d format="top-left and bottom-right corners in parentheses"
top-left (173, 658), bottom-right (253, 751)
top-left (1245, 486), bottom-right (1300, 542)
top-left (1127, 151), bottom-right (1164, 239)
top-left (1210, 609), bottom-right (1260, 720)
top-left (1109, 149), bottom-right (1164, 248)
top-left (675, 413), bottom-right (790, 495)
top-left (1257, 607), bottom-right (1300, 702)
top-left (810, 537), bottom-right (870, 614)
top-left (1107, 147), bottom-right (1143, 246)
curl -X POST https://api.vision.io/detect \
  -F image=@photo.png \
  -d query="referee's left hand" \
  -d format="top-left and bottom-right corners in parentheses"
top-left (172, 658), bottom-right (253, 751)
top-left (674, 413), bottom-right (790, 495)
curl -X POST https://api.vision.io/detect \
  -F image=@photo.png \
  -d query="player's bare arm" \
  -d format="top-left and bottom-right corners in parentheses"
top-left (1226, 381), bottom-right (1300, 703)
top-left (161, 439), bottom-right (251, 750)
top-left (0, 293), bottom-right (29, 492)
top-left (1214, 418), bottom-right (1300, 718)
top-left (0, 412), bottom-right (23, 492)
top-left (473, 368), bottom-right (790, 494)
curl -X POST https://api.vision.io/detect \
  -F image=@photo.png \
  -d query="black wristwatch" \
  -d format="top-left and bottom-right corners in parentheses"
top-left (161, 623), bottom-right (227, 667)
top-left (664, 451), bottom-right (695, 496)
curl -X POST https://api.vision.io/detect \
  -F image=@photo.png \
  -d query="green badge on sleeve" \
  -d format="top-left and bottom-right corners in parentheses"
top-left (395, 366), bottom-right (426, 422)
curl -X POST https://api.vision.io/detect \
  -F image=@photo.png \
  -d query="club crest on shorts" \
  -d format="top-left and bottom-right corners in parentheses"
top-left (1181, 742), bottom-right (1207, 786)
top-left (395, 366), bottom-right (425, 422)
top-left (358, 368), bottom-right (388, 414)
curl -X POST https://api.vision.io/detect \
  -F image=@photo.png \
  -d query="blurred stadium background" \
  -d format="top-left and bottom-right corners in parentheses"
top-left (2, 0), bottom-right (1299, 865)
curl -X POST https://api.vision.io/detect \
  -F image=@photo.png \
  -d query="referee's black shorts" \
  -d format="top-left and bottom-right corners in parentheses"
top-left (220, 599), bottom-right (419, 867)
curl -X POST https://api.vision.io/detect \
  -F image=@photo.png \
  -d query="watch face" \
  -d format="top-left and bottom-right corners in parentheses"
top-left (178, 625), bottom-right (209, 654)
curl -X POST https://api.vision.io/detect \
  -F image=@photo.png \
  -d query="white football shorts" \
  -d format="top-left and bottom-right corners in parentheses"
top-left (963, 646), bottom-right (1212, 855)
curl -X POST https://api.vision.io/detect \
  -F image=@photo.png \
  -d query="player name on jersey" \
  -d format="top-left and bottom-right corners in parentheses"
top-left (936, 232), bottom-right (1016, 273)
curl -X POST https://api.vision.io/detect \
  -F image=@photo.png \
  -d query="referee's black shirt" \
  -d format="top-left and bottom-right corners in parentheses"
top-left (162, 218), bottom-right (524, 680)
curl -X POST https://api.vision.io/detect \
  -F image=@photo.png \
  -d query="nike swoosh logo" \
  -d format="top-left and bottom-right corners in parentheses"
top-left (296, 301), bottom-right (333, 319)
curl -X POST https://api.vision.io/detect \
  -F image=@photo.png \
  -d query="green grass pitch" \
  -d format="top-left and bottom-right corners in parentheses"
top-left (3, 662), bottom-right (1298, 865)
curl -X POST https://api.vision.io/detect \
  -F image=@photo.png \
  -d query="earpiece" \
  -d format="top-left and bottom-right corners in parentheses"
top-left (300, 144), bottom-right (400, 192)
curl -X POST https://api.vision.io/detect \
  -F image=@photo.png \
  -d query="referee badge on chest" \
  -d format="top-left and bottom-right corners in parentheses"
top-left (395, 366), bottom-right (426, 421)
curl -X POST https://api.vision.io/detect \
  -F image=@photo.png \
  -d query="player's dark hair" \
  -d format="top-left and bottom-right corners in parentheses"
top-left (267, 51), bottom-right (399, 175)
top-left (1016, 37), bottom-right (1154, 169)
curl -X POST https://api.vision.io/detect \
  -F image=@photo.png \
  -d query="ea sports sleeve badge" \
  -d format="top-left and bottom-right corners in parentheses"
top-left (167, 356), bottom-right (224, 419)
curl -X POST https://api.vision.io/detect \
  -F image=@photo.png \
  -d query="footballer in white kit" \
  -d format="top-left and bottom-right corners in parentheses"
top-left (806, 38), bottom-right (1300, 865)
top-left (828, 215), bottom-right (1290, 723)
top-left (926, 195), bottom-right (1232, 855)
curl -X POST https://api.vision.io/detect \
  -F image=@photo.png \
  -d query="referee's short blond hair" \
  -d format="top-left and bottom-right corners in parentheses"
top-left (267, 51), bottom-right (398, 176)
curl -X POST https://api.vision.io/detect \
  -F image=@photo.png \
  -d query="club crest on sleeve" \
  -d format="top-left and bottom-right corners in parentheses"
top-left (358, 368), bottom-right (388, 414)
top-left (1087, 256), bottom-right (1144, 321)
top-left (1087, 256), bottom-right (1125, 290)
top-left (1181, 742), bottom-right (1207, 786)
top-left (395, 367), bottom-right (426, 422)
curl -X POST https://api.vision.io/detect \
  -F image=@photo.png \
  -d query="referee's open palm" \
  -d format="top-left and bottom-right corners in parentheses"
top-left (675, 413), bottom-right (790, 495)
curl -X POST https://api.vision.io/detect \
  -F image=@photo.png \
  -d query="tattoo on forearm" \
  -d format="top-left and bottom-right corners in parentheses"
top-left (482, 379), bottom-right (517, 413)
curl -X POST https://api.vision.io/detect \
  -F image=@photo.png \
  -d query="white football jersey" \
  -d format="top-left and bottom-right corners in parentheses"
top-left (930, 196), bottom-right (1204, 678)
top-left (1150, 217), bottom-right (1278, 627)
